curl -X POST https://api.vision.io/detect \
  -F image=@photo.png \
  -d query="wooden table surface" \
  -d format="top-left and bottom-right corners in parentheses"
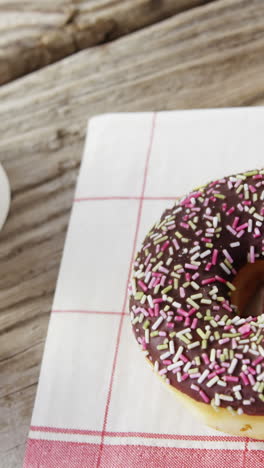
top-left (1, 0), bottom-right (264, 466)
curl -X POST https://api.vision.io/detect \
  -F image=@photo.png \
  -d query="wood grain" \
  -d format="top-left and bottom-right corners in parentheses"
top-left (0, 0), bottom-right (210, 85)
top-left (2, 0), bottom-right (264, 465)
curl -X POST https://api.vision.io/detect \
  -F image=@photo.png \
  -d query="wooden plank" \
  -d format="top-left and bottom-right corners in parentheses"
top-left (0, 0), bottom-right (210, 85)
top-left (1, 0), bottom-right (264, 465)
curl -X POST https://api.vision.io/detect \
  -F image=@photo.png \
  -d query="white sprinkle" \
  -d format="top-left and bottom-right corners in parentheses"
top-left (206, 376), bottom-right (219, 388)
top-left (147, 295), bottom-right (154, 308)
top-left (200, 249), bottom-right (211, 259)
top-left (172, 301), bottom-right (181, 309)
top-left (169, 340), bottom-right (175, 355)
top-left (230, 242), bottom-right (240, 248)
top-left (198, 369), bottom-right (210, 384)
top-left (152, 316), bottom-right (164, 330)
top-left (160, 351), bottom-right (171, 360)
top-left (228, 358), bottom-right (238, 374)
top-left (215, 393), bottom-right (220, 406)
top-left (219, 394), bottom-right (234, 401)
top-left (187, 341), bottom-right (200, 349)
top-left (218, 380), bottom-right (227, 387)
top-left (173, 346), bottom-right (184, 363)
top-left (220, 262), bottom-right (231, 275)
top-left (183, 362), bottom-right (192, 373)
top-left (167, 361), bottom-right (184, 371)
top-left (233, 385), bottom-right (242, 391)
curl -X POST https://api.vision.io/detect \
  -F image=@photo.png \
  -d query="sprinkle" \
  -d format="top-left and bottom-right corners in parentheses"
top-left (152, 317), bottom-right (164, 330)
top-left (199, 390), bottom-right (210, 403)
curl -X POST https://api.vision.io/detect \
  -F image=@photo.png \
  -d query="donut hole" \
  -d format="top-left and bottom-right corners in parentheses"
top-left (231, 261), bottom-right (264, 317)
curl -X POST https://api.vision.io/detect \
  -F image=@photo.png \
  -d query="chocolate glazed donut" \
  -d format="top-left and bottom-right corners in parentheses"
top-left (129, 168), bottom-right (264, 439)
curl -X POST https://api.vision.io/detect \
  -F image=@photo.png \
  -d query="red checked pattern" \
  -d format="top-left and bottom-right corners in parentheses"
top-left (23, 111), bottom-right (264, 468)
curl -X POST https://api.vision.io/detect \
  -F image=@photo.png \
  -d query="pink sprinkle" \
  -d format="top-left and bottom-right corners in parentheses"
top-left (185, 263), bottom-right (198, 270)
top-left (249, 184), bottom-right (257, 193)
top-left (238, 324), bottom-right (251, 335)
top-left (159, 331), bottom-right (166, 337)
top-left (249, 245), bottom-right (255, 263)
top-left (221, 362), bottom-right (229, 368)
top-left (226, 225), bottom-right (237, 235)
top-left (223, 249), bottom-right (234, 263)
top-left (161, 240), bottom-right (170, 252)
top-left (190, 373), bottom-right (201, 379)
top-left (242, 359), bottom-right (250, 364)
top-left (202, 353), bottom-right (210, 365)
top-left (226, 206), bottom-right (235, 215)
top-left (178, 308), bottom-right (188, 317)
top-left (199, 390), bottom-right (210, 403)
top-left (175, 316), bottom-right (183, 322)
top-left (188, 308), bottom-right (196, 317)
top-left (180, 373), bottom-right (188, 382)
top-left (184, 317), bottom-right (191, 326)
top-left (172, 367), bottom-right (181, 374)
top-left (212, 249), bottom-right (218, 265)
top-left (219, 338), bottom-right (230, 345)
top-left (163, 360), bottom-right (172, 365)
top-left (144, 253), bottom-right (152, 266)
top-left (148, 308), bottom-right (154, 317)
top-left (224, 375), bottom-right (239, 382)
top-left (201, 277), bottom-right (216, 285)
top-left (254, 228), bottom-right (261, 238)
top-left (223, 303), bottom-right (233, 312)
top-left (192, 272), bottom-right (200, 280)
top-left (208, 371), bottom-right (216, 379)
top-left (232, 217), bottom-right (240, 229)
top-left (180, 354), bottom-right (189, 363)
top-left (215, 275), bottom-right (227, 284)
top-left (236, 229), bottom-right (245, 238)
top-left (161, 275), bottom-right (166, 286)
top-left (240, 372), bottom-right (249, 385)
top-left (252, 356), bottom-right (264, 366)
top-left (159, 266), bottom-right (169, 274)
top-left (205, 263), bottom-right (212, 271)
top-left (180, 287), bottom-right (185, 298)
top-left (180, 222), bottom-right (189, 229)
top-left (222, 203), bottom-right (227, 212)
top-left (248, 374), bottom-right (255, 386)
top-left (138, 280), bottom-right (147, 292)
top-left (185, 273), bottom-right (191, 282)
top-left (248, 366), bottom-right (256, 375)
top-left (167, 323), bottom-right (174, 329)
top-left (232, 338), bottom-right (238, 349)
top-left (159, 368), bottom-right (167, 376)
top-left (154, 303), bottom-right (159, 317)
top-left (191, 384), bottom-right (200, 391)
top-left (172, 238), bottom-right (180, 250)
top-left (236, 222), bottom-right (248, 232)
top-left (191, 318), bottom-right (198, 329)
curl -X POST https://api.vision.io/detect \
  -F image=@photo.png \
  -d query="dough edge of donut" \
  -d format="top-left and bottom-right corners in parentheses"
top-left (146, 358), bottom-right (264, 440)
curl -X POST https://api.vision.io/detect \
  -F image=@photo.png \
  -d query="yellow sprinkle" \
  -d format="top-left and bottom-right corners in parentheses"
top-left (226, 281), bottom-right (236, 291)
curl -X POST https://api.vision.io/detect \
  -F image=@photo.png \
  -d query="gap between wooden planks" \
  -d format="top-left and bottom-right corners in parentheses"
top-left (0, 0), bottom-right (212, 86)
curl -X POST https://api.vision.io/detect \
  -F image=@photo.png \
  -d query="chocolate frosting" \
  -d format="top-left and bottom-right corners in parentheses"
top-left (129, 169), bottom-right (264, 416)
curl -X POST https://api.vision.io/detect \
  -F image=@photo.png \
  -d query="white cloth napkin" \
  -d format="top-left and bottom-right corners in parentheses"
top-left (24, 109), bottom-right (264, 468)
